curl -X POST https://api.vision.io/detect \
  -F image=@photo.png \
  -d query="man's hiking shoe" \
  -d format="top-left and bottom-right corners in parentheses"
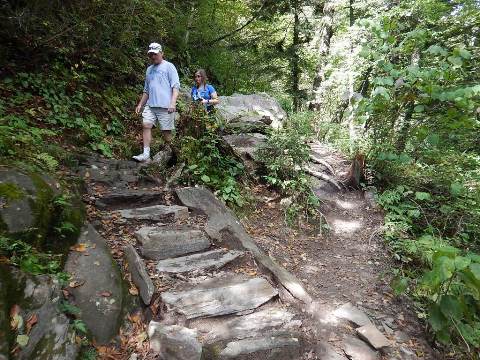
top-left (132, 153), bottom-right (151, 162)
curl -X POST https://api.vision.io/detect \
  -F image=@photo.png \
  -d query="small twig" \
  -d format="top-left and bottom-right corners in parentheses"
top-left (451, 317), bottom-right (471, 353)
top-left (368, 227), bottom-right (385, 246)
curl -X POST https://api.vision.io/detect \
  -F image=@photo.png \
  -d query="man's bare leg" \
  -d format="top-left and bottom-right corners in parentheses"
top-left (133, 123), bottom-right (153, 162)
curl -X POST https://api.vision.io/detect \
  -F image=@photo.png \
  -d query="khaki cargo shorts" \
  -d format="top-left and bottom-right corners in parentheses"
top-left (142, 105), bottom-right (175, 130)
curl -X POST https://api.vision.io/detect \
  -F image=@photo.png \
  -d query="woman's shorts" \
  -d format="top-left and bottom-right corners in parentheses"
top-left (142, 105), bottom-right (175, 130)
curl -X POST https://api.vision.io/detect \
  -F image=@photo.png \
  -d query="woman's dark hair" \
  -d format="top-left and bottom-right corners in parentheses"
top-left (195, 69), bottom-right (207, 86)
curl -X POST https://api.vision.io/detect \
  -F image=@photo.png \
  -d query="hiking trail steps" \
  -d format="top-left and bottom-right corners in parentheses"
top-left (73, 151), bottom-right (437, 359)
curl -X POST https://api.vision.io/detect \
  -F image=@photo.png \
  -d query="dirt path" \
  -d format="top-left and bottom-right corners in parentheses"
top-left (242, 142), bottom-right (441, 359)
top-left (76, 142), bottom-right (443, 360)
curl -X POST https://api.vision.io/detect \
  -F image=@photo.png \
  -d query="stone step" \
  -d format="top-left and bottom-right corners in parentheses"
top-left (218, 332), bottom-right (301, 359)
top-left (124, 244), bottom-right (155, 305)
top-left (135, 226), bottom-right (210, 260)
top-left (148, 322), bottom-right (202, 360)
top-left (334, 302), bottom-right (372, 327)
top-left (161, 276), bottom-right (278, 319)
top-left (190, 307), bottom-right (297, 344)
top-left (95, 190), bottom-right (169, 210)
top-left (156, 249), bottom-right (243, 273)
top-left (342, 337), bottom-right (379, 360)
top-left (119, 204), bottom-right (188, 222)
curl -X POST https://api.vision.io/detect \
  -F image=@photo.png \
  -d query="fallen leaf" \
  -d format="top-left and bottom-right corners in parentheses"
top-left (69, 280), bottom-right (85, 288)
top-left (129, 286), bottom-right (139, 296)
top-left (136, 331), bottom-right (147, 344)
top-left (94, 261), bottom-right (100, 266)
top-left (11, 314), bottom-right (23, 331)
top-left (70, 243), bottom-right (88, 252)
top-left (16, 334), bottom-right (29, 347)
top-left (10, 305), bottom-right (22, 330)
top-left (25, 314), bottom-right (38, 334)
top-left (100, 291), bottom-right (112, 297)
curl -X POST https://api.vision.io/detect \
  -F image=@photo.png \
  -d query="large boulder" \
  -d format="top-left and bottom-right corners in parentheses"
top-left (217, 93), bottom-right (287, 132)
top-left (64, 224), bottom-right (125, 344)
top-left (0, 168), bottom-right (55, 245)
top-left (0, 167), bottom-right (84, 251)
top-left (222, 133), bottom-right (267, 167)
top-left (0, 265), bottom-right (79, 360)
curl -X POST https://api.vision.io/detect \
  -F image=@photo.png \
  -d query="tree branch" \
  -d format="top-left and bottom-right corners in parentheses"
top-left (203, 0), bottom-right (268, 46)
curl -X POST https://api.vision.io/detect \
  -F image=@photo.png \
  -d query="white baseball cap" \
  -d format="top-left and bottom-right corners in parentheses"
top-left (147, 42), bottom-right (162, 54)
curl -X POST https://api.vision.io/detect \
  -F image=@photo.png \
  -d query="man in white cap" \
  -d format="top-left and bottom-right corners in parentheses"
top-left (133, 42), bottom-right (180, 162)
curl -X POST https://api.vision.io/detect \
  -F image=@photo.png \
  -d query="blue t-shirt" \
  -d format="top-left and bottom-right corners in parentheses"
top-left (191, 84), bottom-right (216, 102)
top-left (143, 60), bottom-right (180, 108)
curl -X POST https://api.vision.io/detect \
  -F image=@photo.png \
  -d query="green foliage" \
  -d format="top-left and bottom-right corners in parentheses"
top-left (257, 112), bottom-right (320, 224)
top-left (178, 106), bottom-right (245, 207)
top-left (0, 70), bottom-right (139, 167)
top-left (72, 320), bottom-right (88, 334)
top-left (312, 0), bottom-right (480, 350)
top-left (79, 347), bottom-right (98, 360)
top-left (0, 235), bottom-right (62, 275)
top-left (58, 301), bottom-right (81, 316)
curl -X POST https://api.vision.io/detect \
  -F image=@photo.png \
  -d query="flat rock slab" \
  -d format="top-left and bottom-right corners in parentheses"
top-left (119, 204), bottom-right (188, 222)
top-left (95, 190), bottom-right (169, 210)
top-left (219, 333), bottom-right (300, 359)
top-left (217, 93), bottom-right (287, 129)
top-left (315, 341), bottom-right (347, 360)
top-left (161, 276), bottom-right (278, 319)
top-left (135, 226), bottom-right (210, 260)
top-left (64, 224), bottom-right (124, 344)
top-left (193, 307), bottom-right (296, 344)
top-left (334, 302), bottom-right (372, 327)
top-left (156, 249), bottom-right (243, 273)
top-left (343, 337), bottom-right (379, 360)
top-left (148, 322), bottom-right (202, 360)
top-left (357, 324), bottom-right (390, 350)
top-left (176, 187), bottom-right (312, 304)
top-left (223, 133), bottom-right (267, 161)
top-left (124, 244), bottom-right (155, 304)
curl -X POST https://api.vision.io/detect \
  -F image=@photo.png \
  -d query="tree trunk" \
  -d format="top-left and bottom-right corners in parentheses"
top-left (309, 1), bottom-right (335, 110)
top-left (291, 0), bottom-right (301, 112)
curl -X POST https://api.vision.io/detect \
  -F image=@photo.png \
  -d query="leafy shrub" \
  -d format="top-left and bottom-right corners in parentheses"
top-left (378, 183), bottom-right (480, 348)
top-left (257, 112), bottom-right (320, 224)
top-left (178, 105), bottom-right (245, 207)
top-left (0, 236), bottom-right (62, 275)
top-left (0, 68), bottom-right (140, 168)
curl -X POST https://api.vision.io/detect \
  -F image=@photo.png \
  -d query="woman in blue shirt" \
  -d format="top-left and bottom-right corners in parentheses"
top-left (191, 69), bottom-right (219, 113)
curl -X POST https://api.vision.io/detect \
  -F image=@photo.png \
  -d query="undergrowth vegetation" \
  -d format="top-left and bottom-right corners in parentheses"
top-left (257, 111), bottom-right (320, 225)
top-left (313, 0), bottom-right (480, 351)
top-left (0, 68), bottom-right (139, 168)
top-left (177, 105), bottom-right (246, 207)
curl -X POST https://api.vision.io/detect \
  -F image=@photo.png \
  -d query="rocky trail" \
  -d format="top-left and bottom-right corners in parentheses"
top-left (66, 137), bottom-right (439, 359)
top-left (0, 94), bottom-right (440, 360)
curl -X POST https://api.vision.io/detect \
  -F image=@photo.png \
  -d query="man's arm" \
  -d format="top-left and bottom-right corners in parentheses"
top-left (135, 93), bottom-right (148, 115)
top-left (168, 64), bottom-right (180, 113)
top-left (168, 88), bottom-right (179, 113)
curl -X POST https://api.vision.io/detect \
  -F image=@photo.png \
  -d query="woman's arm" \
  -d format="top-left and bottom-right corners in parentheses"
top-left (203, 91), bottom-right (219, 105)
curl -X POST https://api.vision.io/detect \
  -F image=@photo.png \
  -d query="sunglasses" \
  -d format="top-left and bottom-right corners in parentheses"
top-left (195, 75), bottom-right (202, 78)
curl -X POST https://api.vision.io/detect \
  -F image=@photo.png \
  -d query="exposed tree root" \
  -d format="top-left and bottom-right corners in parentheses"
top-left (309, 155), bottom-right (335, 175)
top-left (304, 166), bottom-right (343, 191)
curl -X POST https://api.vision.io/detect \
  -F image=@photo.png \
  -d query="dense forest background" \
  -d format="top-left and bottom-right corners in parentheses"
top-left (1, 0), bottom-right (480, 354)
